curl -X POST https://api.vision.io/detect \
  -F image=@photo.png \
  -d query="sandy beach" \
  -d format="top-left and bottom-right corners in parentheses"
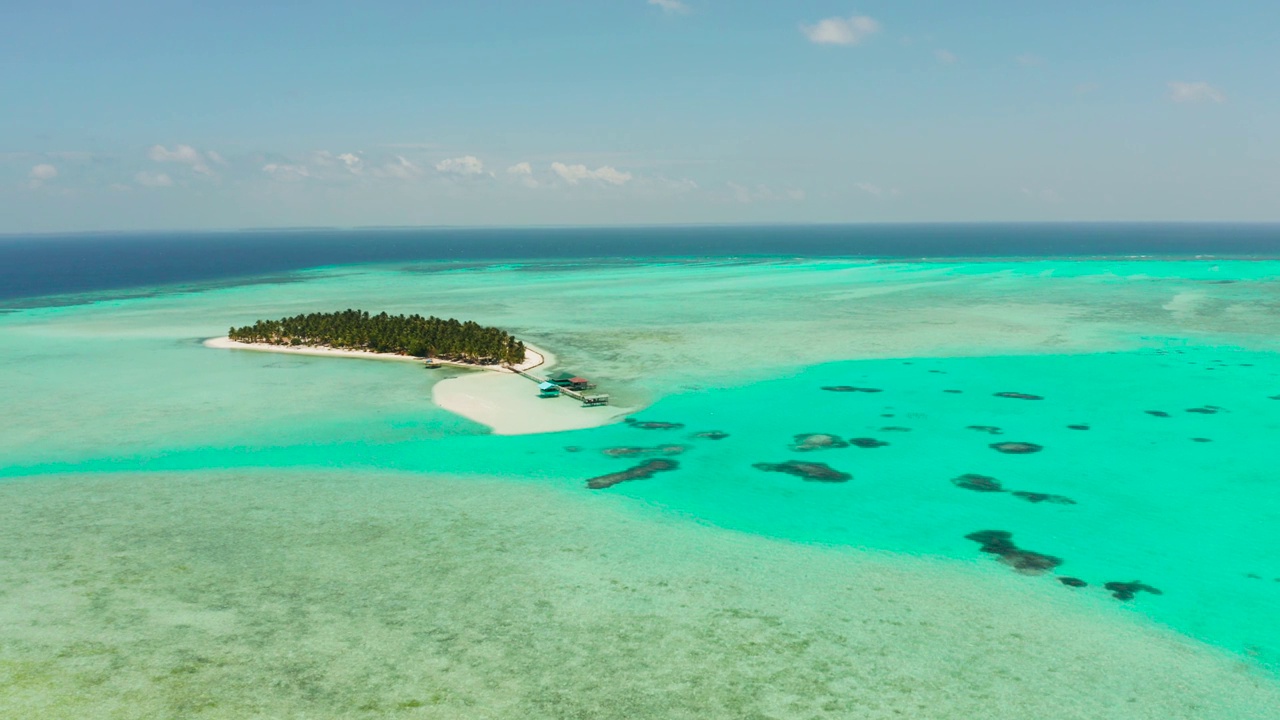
top-left (205, 336), bottom-right (631, 434)
top-left (202, 336), bottom-right (547, 373)
top-left (432, 372), bottom-right (634, 435)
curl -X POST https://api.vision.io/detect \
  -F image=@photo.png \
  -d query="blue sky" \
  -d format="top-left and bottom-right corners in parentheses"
top-left (3, 1), bottom-right (1277, 232)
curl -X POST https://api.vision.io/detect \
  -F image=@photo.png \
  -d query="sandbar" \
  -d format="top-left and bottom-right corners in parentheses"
top-left (206, 336), bottom-right (631, 435)
top-left (432, 372), bottom-right (634, 435)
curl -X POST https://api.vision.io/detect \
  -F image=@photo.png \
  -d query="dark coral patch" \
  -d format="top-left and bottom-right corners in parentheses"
top-left (1191, 437), bottom-right (1213, 443)
top-left (850, 437), bottom-right (889, 449)
top-left (967, 425), bottom-right (1004, 435)
top-left (1058, 577), bottom-right (1088, 588)
top-left (753, 461), bottom-right (851, 483)
top-left (951, 474), bottom-right (1004, 493)
top-left (990, 442), bottom-right (1043, 454)
top-left (1145, 410), bottom-right (1171, 418)
top-left (586, 459), bottom-right (679, 490)
top-left (624, 419), bottom-right (686, 430)
top-left (1067, 424), bottom-right (1090, 431)
top-left (997, 550), bottom-right (1062, 575)
top-left (1103, 580), bottom-right (1162, 601)
top-left (791, 433), bottom-right (850, 452)
top-left (966, 529), bottom-right (1014, 549)
top-left (964, 530), bottom-right (1063, 575)
top-left (1269, 395), bottom-right (1280, 401)
top-left (564, 446), bottom-right (583, 453)
top-left (692, 431), bottom-right (729, 440)
top-left (821, 386), bottom-right (882, 393)
top-left (994, 392), bottom-right (1044, 400)
top-left (1011, 491), bottom-right (1076, 505)
top-left (880, 426), bottom-right (912, 432)
top-left (944, 389), bottom-right (964, 394)
top-left (1186, 406), bottom-right (1220, 414)
top-left (602, 445), bottom-right (687, 458)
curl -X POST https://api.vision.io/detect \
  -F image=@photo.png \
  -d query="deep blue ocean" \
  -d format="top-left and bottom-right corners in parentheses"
top-left (4, 223), bottom-right (1280, 303)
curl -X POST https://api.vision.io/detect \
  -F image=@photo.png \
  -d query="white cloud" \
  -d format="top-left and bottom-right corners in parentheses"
top-left (648, 0), bottom-right (689, 14)
top-left (134, 171), bottom-right (174, 188)
top-left (313, 151), bottom-right (364, 175)
top-left (856, 182), bottom-right (884, 198)
top-left (206, 150), bottom-right (228, 166)
top-left (801, 15), bottom-right (880, 46)
top-left (1168, 81), bottom-right (1225, 104)
top-left (856, 182), bottom-right (901, 199)
top-left (27, 163), bottom-right (58, 189)
top-left (935, 49), bottom-right (958, 64)
top-left (551, 162), bottom-right (633, 186)
top-left (148, 144), bottom-right (215, 175)
top-left (435, 155), bottom-right (486, 176)
top-left (29, 163), bottom-right (58, 181)
top-left (148, 144), bottom-right (201, 164)
top-left (257, 152), bottom-right (417, 183)
top-left (375, 155), bottom-right (421, 181)
top-left (506, 162), bottom-right (539, 187)
top-left (309, 150), bottom-right (365, 176)
top-left (261, 163), bottom-right (311, 181)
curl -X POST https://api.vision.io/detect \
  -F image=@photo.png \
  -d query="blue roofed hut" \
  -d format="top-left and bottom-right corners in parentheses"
top-left (538, 381), bottom-right (561, 398)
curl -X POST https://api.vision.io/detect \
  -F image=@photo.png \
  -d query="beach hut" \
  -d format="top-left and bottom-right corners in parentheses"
top-left (538, 381), bottom-right (561, 398)
top-left (567, 376), bottom-right (594, 390)
top-left (547, 371), bottom-right (577, 387)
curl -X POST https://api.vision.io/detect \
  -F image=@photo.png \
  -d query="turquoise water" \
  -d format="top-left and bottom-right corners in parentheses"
top-left (3, 257), bottom-right (1280, 717)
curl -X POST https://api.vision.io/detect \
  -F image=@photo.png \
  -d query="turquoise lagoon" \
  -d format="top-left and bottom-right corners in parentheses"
top-left (2, 257), bottom-right (1280, 718)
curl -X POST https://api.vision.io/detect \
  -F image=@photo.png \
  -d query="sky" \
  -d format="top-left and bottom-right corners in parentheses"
top-left (2, 1), bottom-right (1277, 232)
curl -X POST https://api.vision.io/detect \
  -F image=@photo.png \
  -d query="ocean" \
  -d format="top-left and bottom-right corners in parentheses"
top-left (4, 223), bottom-right (1280, 303)
top-left (1, 225), bottom-right (1279, 718)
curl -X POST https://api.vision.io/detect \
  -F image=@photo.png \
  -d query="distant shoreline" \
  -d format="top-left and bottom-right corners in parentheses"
top-left (203, 336), bottom-right (547, 374)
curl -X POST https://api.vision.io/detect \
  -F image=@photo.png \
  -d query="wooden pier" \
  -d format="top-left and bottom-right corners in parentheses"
top-left (514, 368), bottom-right (610, 406)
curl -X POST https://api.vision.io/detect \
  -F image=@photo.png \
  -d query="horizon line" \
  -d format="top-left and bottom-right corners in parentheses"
top-left (5, 219), bottom-right (1280, 240)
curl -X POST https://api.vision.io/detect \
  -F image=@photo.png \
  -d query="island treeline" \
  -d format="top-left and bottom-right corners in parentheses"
top-left (228, 309), bottom-right (526, 365)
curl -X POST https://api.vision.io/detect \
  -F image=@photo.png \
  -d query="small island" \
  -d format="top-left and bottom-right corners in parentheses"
top-left (208, 309), bottom-right (630, 435)
top-left (227, 309), bottom-right (526, 366)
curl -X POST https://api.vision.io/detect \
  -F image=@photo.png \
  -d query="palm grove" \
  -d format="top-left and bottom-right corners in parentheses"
top-left (229, 310), bottom-right (527, 365)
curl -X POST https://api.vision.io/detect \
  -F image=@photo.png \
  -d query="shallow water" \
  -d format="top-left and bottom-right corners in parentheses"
top-left (2, 256), bottom-right (1280, 716)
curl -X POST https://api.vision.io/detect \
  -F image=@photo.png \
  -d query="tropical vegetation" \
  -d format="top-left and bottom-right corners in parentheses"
top-left (228, 309), bottom-right (526, 365)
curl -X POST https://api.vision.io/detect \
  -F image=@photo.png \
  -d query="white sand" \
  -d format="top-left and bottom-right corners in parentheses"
top-left (202, 336), bottom-right (547, 373)
top-left (432, 372), bottom-right (633, 435)
top-left (206, 336), bottom-right (628, 434)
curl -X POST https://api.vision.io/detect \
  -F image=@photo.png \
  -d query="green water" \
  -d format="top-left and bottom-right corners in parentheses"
top-left (2, 258), bottom-right (1279, 718)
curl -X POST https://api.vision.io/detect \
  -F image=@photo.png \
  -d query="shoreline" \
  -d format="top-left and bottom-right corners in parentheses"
top-left (203, 336), bottom-right (548, 374)
top-left (204, 336), bottom-right (632, 435)
top-left (432, 373), bottom-right (636, 435)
